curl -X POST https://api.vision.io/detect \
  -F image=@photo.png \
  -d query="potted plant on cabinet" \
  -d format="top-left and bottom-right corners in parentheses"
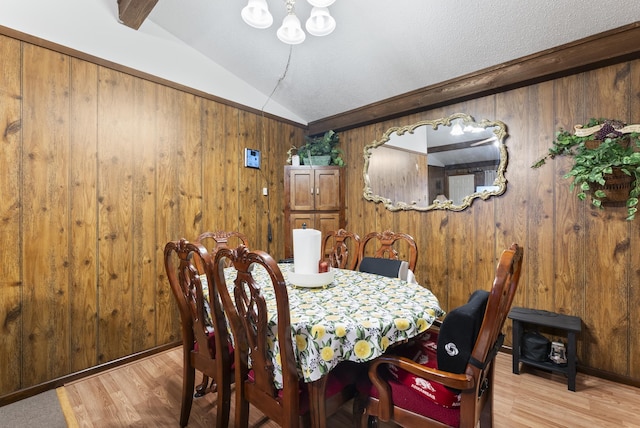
top-left (294, 130), bottom-right (345, 167)
top-left (532, 118), bottom-right (640, 220)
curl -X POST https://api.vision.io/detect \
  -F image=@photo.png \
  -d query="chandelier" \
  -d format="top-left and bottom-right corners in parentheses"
top-left (241, 0), bottom-right (337, 45)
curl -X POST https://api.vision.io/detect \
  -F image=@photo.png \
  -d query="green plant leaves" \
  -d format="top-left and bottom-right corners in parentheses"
top-left (533, 118), bottom-right (640, 220)
top-left (299, 130), bottom-right (345, 166)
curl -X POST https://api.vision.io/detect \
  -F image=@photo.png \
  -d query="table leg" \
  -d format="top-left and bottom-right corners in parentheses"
top-left (307, 375), bottom-right (329, 428)
top-left (567, 331), bottom-right (577, 391)
top-left (512, 319), bottom-right (522, 374)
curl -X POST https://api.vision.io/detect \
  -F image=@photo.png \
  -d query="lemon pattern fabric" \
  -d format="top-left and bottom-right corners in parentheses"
top-left (223, 263), bottom-right (444, 389)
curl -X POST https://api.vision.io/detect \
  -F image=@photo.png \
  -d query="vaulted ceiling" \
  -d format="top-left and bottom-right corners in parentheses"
top-left (120, 1), bottom-right (640, 131)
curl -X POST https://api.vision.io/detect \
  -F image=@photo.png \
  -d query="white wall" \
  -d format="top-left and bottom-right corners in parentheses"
top-left (0, 0), bottom-right (306, 125)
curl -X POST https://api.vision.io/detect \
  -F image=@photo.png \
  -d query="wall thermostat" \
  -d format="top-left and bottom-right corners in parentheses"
top-left (244, 148), bottom-right (261, 169)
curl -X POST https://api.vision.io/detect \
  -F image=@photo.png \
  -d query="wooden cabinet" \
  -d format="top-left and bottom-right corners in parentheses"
top-left (284, 166), bottom-right (345, 258)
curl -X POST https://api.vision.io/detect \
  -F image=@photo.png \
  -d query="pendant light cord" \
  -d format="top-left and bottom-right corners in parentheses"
top-left (262, 45), bottom-right (293, 111)
top-left (260, 45), bottom-right (293, 244)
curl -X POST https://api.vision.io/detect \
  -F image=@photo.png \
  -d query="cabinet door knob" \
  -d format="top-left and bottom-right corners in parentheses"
top-left (316, 187), bottom-right (320, 195)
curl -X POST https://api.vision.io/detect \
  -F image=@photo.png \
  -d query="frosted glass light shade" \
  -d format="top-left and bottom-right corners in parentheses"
top-left (305, 7), bottom-right (336, 36)
top-left (308, 0), bottom-right (336, 7)
top-left (277, 14), bottom-right (306, 44)
top-left (241, 0), bottom-right (273, 29)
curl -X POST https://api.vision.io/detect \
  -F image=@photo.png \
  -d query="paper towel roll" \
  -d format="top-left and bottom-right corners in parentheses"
top-left (293, 228), bottom-right (322, 274)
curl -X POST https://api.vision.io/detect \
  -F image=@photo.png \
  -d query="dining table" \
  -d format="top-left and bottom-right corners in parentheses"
top-left (221, 262), bottom-right (445, 428)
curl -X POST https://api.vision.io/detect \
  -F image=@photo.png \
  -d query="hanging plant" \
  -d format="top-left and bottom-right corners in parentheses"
top-left (532, 118), bottom-right (640, 220)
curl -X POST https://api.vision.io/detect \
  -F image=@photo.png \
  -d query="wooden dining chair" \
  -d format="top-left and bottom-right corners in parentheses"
top-left (195, 230), bottom-right (249, 394)
top-left (322, 228), bottom-right (361, 270)
top-left (213, 245), bottom-right (357, 428)
top-left (197, 230), bottom-right (250, 261)
top-left (164, 239), bottom-right (233, 428)
top-left (354, 243), bottom-right (523, 428)
top-left (357, 230), bottom-right (418, 272)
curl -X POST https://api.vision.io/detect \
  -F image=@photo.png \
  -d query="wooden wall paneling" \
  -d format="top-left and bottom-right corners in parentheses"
top-left (154, 84), bottom-right (178, 346)
top-left (551, 74), bottom-right (585, 325)
top-left (446, 208), bottom-right (476, 310)
top-left (201, 99), bottom-right (226, 234)
top-left (342, 127), bottom-right (365, 234)
top-left (630, 59), bottom-right (640, 380)
top-left (22, 45), bottom-right (71, 385)
top-left (258, 115), bottom-right (276, 254)
top-left (158, 88), bottom-right (204, 344)
top-left (178, 92), bottom-right (205, 239)
top-left (238, 111), bottom-right (260, 246)
top-left (0, 35), bottom-right (23, 395)
top-left (420, 206), bottom-right (449, 310)
top-left (277, 120), bottom-right (295, 260)
top-left (224, 106), bottom-right (240, 232)
top-left (494, 87), bottom-right (528, 256)
top-left (97, 68), bottom-right (136, 363)
top-left (345, 127), bottom-right (363, 236)
top-left (581, 64), bottom-right (631, 374)
top-left (131, 78), bottom-right (158, 353)
top-left (494, 87), bottom-right (528, 294)
top-left (259, 117), bottom-right (286, 260)
top-left (69, 58), bottom-right (99, 372)
top-left (520, 81), bottom-right (556, 314)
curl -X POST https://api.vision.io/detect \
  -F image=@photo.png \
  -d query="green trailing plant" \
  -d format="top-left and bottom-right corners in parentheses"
top-left (532, 118), bottom-right (640, 220)
top-left (297, 130), bottom-right (344, 166)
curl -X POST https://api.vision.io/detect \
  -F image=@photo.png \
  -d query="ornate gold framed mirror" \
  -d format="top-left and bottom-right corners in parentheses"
top-left (363, 113), bottom-right (508, 212)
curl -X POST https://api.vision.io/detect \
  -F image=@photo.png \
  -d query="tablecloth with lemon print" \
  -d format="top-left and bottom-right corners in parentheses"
top-left (224, 264), bottom-right (444, 389)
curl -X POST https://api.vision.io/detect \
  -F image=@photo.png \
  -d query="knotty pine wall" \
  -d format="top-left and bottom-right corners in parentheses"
top-left (338, 59), bottom-right (640, 385)
top-left (0, 34), bottom-right (302, 395)
top-left (2, 33), bottom-right (640, 397)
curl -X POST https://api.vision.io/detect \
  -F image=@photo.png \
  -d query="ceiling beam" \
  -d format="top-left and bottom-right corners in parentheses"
top-left (428, 139), bottom-right (492, 154)
top-left (308, 22), bottom-right (640, 135)
top-left (117, 0), bottom-right (159, 30)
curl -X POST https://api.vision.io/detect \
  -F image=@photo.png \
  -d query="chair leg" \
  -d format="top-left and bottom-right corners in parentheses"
top-left (215, 377), bottom-right (231, 428)
top-left (353, 395), bottom-right (377, 428)
top-left (194, 374), bottom-right (218, 397)
top-left (180, 366), bottom-right (196, 427)
top-left (194, 374), bottom-right (209, 397)
top-left (233, 382), bottom-right (250, 428)
top-left (479, 394), bottom-right (494, 427)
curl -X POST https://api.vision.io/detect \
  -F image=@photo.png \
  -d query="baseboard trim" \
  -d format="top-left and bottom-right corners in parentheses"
top-left (0, 341), bottom-right (181, 407)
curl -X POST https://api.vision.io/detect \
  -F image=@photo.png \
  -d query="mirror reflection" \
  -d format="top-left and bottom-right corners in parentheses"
top-left (363, 113), bottom-right (508, 212)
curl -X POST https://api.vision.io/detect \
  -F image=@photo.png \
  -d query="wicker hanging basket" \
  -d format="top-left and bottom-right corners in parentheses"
top-left (590, 167), bottom-right (635, 205)
top-left (584, 135), bottom-right (632, 150)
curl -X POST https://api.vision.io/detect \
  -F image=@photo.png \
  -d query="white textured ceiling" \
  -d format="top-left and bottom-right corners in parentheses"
top-left (145, 1), bottom-right (640, 124)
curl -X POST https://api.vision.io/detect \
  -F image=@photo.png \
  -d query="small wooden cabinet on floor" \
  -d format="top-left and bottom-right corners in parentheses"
top-left (284, 166), bottom-right (345, 259)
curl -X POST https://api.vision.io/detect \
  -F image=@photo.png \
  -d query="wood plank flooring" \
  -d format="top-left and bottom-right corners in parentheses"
top-left (63, 346), bottom-right (640, 427)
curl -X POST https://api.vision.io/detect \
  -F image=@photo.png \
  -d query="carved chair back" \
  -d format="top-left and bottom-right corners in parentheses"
top-left (322, 228), bottom-right (361, 270)
top-left (163, 239), bottom-right (232, 428)
top-left (357, 230), bottom-right (418, 272)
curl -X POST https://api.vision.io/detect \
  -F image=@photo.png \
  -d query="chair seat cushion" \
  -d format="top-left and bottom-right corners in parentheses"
top-left (437, 290), bottom-right (489, 374)
top-left (356, 357), bottom-right (460, 427)
top-left (386, 332), bottom-right (461, 408)
top-left (248, 361), bottom-right (358, 414)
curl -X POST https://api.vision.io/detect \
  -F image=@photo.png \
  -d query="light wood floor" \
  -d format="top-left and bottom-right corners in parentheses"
top-left (63, 346), bottom-right (640, 427)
